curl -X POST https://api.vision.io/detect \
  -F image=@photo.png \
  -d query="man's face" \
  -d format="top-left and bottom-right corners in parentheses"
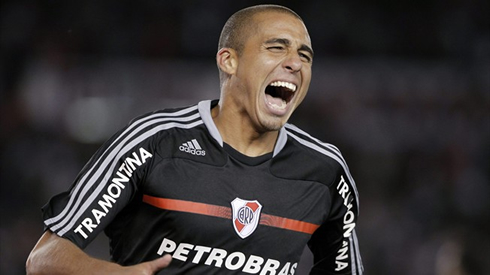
top-left (232, 11), bottom-right (313, 132)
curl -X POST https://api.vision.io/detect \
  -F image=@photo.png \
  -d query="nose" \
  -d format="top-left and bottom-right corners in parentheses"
top-left (283, 53), bottom-right (302, 73)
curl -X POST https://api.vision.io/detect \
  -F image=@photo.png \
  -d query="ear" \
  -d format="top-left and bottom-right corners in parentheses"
top-left (216, 48), bottom-right (238, 76)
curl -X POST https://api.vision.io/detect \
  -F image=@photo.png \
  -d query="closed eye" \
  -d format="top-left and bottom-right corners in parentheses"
top-left (299, 52), bottom-right (312, 63)
top-left (267, 46), bottom-right (285, 51)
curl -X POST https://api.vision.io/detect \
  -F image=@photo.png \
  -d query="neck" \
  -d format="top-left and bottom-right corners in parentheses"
top-left (211, 103), bottom-right (279, 157)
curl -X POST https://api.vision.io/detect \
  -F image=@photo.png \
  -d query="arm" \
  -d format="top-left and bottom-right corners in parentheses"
top-left (26, 230), bottom-right (171, 275)
top-left (309, 173), bottom-right (363, 274)
top-left (29, 116), bottom-right (166, 274)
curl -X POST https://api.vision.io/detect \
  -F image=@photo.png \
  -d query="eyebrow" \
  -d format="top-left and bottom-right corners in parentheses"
top-left (265, 38), bottom-right (314, 58)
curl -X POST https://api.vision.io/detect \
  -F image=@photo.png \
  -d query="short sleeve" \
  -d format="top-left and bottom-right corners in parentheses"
top-left (308, 168), bottom-right (363, 274)
top-left (42, 124), bottom-right (155, 248)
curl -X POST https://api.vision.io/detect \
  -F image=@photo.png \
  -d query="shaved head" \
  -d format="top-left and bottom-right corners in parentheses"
top-left (218, 5), bottom-right (303, 55)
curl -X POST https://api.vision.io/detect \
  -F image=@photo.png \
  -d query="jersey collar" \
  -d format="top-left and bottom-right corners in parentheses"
top-left (198, 99), bottom-right (287, 157)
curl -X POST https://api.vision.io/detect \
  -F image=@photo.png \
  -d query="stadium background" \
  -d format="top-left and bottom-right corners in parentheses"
top-left (1, 0), bottom-right (489, 274)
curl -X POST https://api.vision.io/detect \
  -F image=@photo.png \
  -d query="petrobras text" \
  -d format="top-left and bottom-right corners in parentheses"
top-left (158, 237), bottom-right (298, 275)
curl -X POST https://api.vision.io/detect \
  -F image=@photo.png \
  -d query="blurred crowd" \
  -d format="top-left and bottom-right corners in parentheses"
top-left (1, 1), bottom-right (489, 274)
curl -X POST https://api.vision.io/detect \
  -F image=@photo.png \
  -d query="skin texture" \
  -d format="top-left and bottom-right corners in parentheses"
top-left (214, 11), bottom-right (313, 156)
top-left (26, 8), bottom-right (313, 275)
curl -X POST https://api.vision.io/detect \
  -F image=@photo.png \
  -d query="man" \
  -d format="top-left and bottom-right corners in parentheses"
top-left (27, 4), bottom-right (363, 274)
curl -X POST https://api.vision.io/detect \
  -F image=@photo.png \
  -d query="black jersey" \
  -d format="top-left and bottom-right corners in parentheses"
top-left (42, 100), bottom-right (363, 274)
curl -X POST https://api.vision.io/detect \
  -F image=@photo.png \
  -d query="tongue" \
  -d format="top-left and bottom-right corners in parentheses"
top-left (265, 94), bottom-right (286, 109)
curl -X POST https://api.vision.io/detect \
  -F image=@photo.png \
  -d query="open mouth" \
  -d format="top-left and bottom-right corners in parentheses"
top-left (265, 81), bottom-right (297, 109)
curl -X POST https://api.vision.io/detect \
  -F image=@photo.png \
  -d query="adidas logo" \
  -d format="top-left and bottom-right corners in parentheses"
top-left (179, 139), bottom-right (206, 156)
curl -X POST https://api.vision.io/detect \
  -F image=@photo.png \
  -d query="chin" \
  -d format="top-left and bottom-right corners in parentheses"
top-left (258, 114), bottom-right (289, 132)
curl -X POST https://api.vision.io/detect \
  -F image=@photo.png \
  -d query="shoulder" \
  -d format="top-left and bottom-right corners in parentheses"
top-left (123, 104), bottom-right (204, 141)
top-left (128, 104), bottom-right (202, 129)
top-left (284, 123), bottom-right (360, 211)
top-left (271, 123), bottom-right (351, 187)
top-left (97, 103), bottom-right (205, 163)
top-left (284, 123), bottom-right (347, 168)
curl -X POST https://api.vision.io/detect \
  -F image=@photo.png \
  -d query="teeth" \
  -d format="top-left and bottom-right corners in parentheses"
top-left (270, 81), bottom-right (297, 92)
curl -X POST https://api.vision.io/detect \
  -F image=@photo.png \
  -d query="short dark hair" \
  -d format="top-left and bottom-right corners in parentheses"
top-left (218, 5), bottom-right (303, 55)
